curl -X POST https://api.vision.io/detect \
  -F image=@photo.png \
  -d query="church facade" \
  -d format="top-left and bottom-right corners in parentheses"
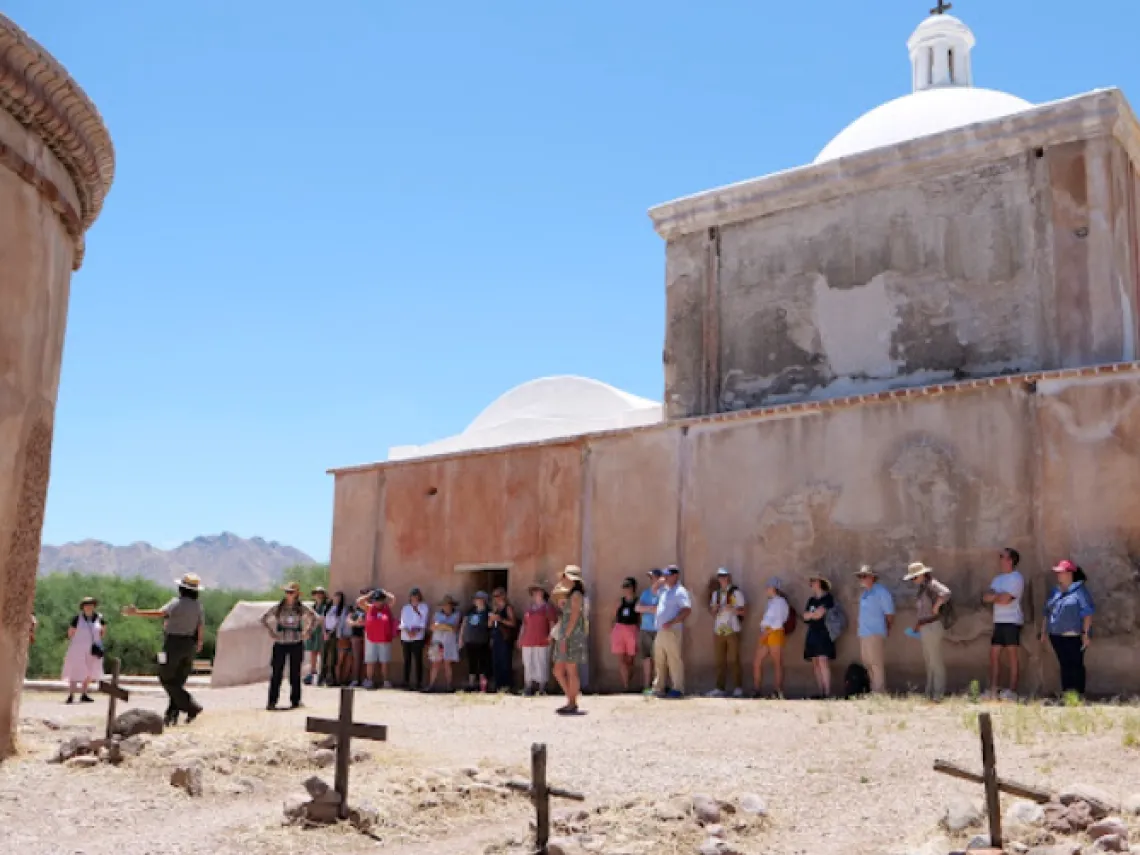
top-left (328, 12), bottom-right (1140, 696)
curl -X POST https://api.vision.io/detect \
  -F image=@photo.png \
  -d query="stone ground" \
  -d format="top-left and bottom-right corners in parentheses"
top-left (3, 685), bottom-right (1140, 855)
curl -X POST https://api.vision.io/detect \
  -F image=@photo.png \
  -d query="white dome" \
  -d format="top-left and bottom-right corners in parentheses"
top-left (388, 376), bottom-right (663, 461)
top-left (814, 86), bottom-right (1034, 164)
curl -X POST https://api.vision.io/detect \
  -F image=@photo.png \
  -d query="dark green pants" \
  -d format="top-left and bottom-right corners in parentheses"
top-left (159, 634), bottom-right (199, 714)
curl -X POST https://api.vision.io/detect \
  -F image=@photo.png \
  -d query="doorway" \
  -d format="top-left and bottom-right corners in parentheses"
top-left (454, 563), bottom-right (510, 605)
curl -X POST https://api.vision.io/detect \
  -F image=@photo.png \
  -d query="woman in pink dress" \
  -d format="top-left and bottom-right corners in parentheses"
top-left (62, 596), bottom-right (106, 704)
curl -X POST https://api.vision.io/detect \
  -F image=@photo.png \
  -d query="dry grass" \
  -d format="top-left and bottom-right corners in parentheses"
top-left (4, 687), bottom-right (1140, 855)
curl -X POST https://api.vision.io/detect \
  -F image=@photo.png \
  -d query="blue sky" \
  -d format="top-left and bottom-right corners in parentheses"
top-left (14, 0), bottom-right (1138, 562)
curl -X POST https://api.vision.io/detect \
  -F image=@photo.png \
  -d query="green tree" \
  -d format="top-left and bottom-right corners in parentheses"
top-left (26, 565), bottom-right (328, 678)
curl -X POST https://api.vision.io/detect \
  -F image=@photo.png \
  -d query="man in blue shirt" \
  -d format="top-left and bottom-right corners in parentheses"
top-left (653, 566), bottom-right (692, 697)
top-left (855, 565), bottom-right (895, 694)
top-left (635, 569), bottom-right (664, 695)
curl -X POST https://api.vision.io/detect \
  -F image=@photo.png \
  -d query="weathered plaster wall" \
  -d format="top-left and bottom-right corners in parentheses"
top-left (658, 92), bottom-right (1140, 419)
top-left (331, 368), bottom-right (1140, 696)
top-left (0, 120), bottom-right (77, 757)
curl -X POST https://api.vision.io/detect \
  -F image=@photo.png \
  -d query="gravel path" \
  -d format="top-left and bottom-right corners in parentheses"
top-left (4, 686), bottom-right (1139, 855)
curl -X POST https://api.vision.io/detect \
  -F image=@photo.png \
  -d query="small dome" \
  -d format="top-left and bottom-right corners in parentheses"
top-left (388, 376), bottom-right (663, 461)
top-left (814, 87), bottom-right (1033, 164)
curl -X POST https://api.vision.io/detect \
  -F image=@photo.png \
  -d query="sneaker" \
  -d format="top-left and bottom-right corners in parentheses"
top-left (80, 694), bottom-right (95, 703)
top-left (998, 689), bottom-right (1018, 702)
top-left (186, 706), bottom-right (203, 724)
top-left (665, 689), bottom-right (685, 700)
top-left (705, 689), bottom-right (726, 698)
top-left (382, 681), bottom-right (392, 689)
top-left (348, 681), bottom-right (360, 688)
top-left (732, 688), bottom-right (744, 699)
top-left (642, 688), bottom-right (655, 697)
top-left (362, 680), bottom-right (375, 690)
top-left (65, 695), bottom-right (74, 705)
top-left (303, 675), bottom-right (314, 686)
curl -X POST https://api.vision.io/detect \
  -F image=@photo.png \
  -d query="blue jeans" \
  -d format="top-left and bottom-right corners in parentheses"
top-left (491, 635), bottom-right (513, 692)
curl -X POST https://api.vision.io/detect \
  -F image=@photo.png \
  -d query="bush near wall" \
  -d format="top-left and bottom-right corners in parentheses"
top-left (27, 564), bottom-right (329, 679)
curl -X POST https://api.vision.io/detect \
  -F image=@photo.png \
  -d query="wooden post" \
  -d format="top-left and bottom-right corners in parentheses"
top-left (334, 687), bottom-right (353, 818)
top-left (978, 712), bottom-right (1003, 849)
top-left (98, 658), bottom-right (129, 741)
top-left (533, 743), bottom-right (550, 854)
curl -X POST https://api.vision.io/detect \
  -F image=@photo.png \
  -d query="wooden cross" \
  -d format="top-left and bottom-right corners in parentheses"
top-left (933, 712), bottom-right (1021, 850)
top-left (930, 0), bottom-right (953, 13)
top-left (505, 744), bottom-right (586, 855)
top-left (305, 688), bottom-right (387, 819)
top-left (98, 657), bottom-right (129, 741)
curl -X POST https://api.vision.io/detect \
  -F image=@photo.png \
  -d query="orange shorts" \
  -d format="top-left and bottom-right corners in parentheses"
top-left (758, 628), bottom-right (786, 648)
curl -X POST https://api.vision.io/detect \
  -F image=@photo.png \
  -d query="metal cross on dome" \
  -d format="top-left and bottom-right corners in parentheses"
top-left (930, 0), bottom-right (953, 13)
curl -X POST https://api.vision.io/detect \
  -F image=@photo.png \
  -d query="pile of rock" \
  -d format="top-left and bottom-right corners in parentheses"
top-left (923, 785), bottom-right (1140, 855)
top-left (282, 776), bottom-right (378, 835)
top-left (545, 791), bottom-right (769, 855)
top-left (50, 731), bottom-right (148, 767)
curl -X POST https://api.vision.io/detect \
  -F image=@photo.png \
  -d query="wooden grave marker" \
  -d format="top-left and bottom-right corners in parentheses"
top-left (506, 743), bottom-right (586, 855)
top-left (932, 711), bottom-right (1044, 851)
top-left (305, 687), bottom-right (388, 819)
top-left (98, 657), bottom-right (129, 740)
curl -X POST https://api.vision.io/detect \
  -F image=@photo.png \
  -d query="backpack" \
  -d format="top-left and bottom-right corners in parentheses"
top-left (844, 662), bottom-right (871, 699)
top-left (781, 595), bottom-right (796, 635)
top-left (824, 601), bottom-right (848, 642)
top-left (938, 595), bottom-right (956, 631)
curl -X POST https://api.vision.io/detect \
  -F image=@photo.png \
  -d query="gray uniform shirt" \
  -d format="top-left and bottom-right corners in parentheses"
top-left (161, 597), bottom-right (205, 637)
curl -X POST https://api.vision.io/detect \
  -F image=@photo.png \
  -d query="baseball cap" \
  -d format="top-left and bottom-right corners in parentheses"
top-left (1053, 559), bottom-right (1078, 574)
top-left (647, 568), bottom-right (665, 578)
top-left (662, 565), bottom-right (679, 576)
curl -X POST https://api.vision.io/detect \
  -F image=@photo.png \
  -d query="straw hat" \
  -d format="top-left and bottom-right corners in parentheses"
top-left (79, 596), bottom-right (98, 608)
top-left (808, 574), bottom-right (832, 592)
top-left (176, 573), bottom-right (203, 592)
top-left (282, 581), bottom-right (301, 594)
top-left (562, 565), bottom-right (583, 582)
top-left (903, 562), bottom-right (933, 581)
top-left (854, 565), bottom-right (877, 578)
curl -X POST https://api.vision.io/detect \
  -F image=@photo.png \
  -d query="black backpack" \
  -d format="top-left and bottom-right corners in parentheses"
top-left (844, 663), bottom-right (871, 699)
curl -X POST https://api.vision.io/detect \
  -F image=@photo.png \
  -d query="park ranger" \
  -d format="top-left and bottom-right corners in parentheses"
top-left (122, 573), bottom-right (206, 726)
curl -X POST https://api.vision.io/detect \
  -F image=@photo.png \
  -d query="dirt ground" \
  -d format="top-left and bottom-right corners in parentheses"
top-left (3, 685), bottom-right (1139, 855)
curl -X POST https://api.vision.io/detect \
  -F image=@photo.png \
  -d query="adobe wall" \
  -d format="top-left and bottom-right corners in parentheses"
top-left (331, 367), bottom-right (1140, 697)
top-left (331, 443), bottom-right (584, 615)
top-left (655, 90), bottom-right (1140, 418)
top-left (0, 16), bottom-right (113, 759)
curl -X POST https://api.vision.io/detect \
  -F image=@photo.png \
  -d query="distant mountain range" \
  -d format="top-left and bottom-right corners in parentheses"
top-left (38, 533), bottom-right (318, 591)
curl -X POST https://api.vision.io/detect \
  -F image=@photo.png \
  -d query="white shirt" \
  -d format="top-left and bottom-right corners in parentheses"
top-left (760, 596), bottom-right (790, 631)
top-left (710, 586), bottom-right (747, 634)
top-left (990, 571), bottom-right (1025, 625)
top-left (323, 608), bottom-right (339, 633)
top-left (399, 602), bottom-right (430, 642)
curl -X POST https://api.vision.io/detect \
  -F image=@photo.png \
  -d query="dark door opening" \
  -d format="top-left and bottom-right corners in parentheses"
top-left (455, 564), bottom-right (509, 605)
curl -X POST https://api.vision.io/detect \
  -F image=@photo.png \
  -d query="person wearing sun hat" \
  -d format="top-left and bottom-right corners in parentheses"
top-left (459, 590), bottom-right (494, 693)
top-left (551, 565), bottom-right (588, 714)
top-left (653, 565), bottom-right (692, 698)
top-left (903, 562), bottom-right (952, 701)
top-left (122, 573), bottom-right (206, 725)
top-left (519, 582), bottom-right (558, 696)
top-left (62, 595), bottom-right (106, 705)
top-left (261, 580), bottom-right (319, 710)
top-left (854, 565), bottom-right (894, 694)
top-left (1040, 560), bottom-right (1095, 698)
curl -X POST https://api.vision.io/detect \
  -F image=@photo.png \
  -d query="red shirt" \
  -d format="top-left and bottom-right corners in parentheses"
top-left (520, 602), bottom-right (558, 647)
top-left (365, 603), bottom-right (394, 644)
